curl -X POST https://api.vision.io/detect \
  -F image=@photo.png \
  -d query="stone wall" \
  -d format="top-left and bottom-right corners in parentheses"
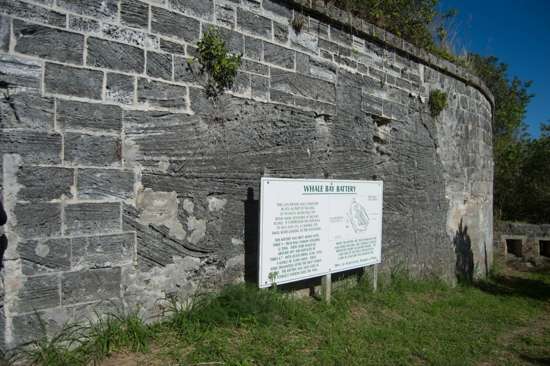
top-left (495, 221), bottom-right (550, 261)
top-left (0, 0), bottom-right (493, 349)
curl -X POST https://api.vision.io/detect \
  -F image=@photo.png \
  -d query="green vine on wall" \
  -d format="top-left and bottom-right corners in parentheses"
top-left (428, 89), bottom-right (448, 118)
top-left (191, 28), bottom-right (242, 100)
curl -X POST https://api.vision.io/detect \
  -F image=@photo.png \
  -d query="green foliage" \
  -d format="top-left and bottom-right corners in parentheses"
top-left (194, 27), bottom-right (242, 100)
top-left (467, 54), bottom-right (549, 223)
top-left (428, 89), bottom-right (448, 117)
top-left (11, 267), bottom-right (550, 365)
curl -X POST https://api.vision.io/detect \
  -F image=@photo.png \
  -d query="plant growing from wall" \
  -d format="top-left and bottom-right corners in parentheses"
top-left (191, 27), bottom-right (242, 100)
top-left (428, 89), bottom-right (448, 117)
top-left (291, 12), bottom-right (306, 33)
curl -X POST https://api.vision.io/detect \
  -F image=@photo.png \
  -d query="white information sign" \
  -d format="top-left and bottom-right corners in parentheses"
top-left (259, 177), bottom-right (383, 288)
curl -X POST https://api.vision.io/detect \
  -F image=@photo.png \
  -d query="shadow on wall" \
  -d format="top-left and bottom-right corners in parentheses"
top-left (244, 187), bottom-right (259, 284)
top-left (454, 218), bottom-right (474, 283)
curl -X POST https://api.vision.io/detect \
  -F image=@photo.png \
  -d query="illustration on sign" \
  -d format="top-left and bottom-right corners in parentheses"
top-left (258, 178), bottom-right (383, 288)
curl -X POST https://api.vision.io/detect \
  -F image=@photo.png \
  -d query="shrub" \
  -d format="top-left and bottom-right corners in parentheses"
top-left (428, 89), bottom-right (448, 117)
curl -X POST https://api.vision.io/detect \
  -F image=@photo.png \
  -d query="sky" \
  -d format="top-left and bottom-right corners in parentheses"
top-left (440, 0), bottom-right (550, 138)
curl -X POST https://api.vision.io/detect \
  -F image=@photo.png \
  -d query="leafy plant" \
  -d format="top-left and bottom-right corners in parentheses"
top-left (428, 89), bottom-right (448, 117)
top-left (192, 27), bottom-right (242, 100)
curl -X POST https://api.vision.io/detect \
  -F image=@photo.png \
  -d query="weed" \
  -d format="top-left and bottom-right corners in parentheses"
top-left (192, 27), bottom-right (242, 100)
top-left (291, 12), bottom-right (306, 33)
top-left (429, 89), bottom-right (448, 117)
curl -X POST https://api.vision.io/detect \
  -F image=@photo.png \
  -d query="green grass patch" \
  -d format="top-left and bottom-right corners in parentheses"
top-left (8, 266), bottom-right (550, 365)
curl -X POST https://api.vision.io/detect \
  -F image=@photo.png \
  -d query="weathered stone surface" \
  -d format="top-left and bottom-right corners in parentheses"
top-left (237, 8), bottom-right (272, 38)
top-left (0, 90), bottom-right (54, 130)
top-left (169, 0), bottom-right (214, 20)
top-left (244, 36), bottom-right (262, 61)
top-left (124, 110), bottom-right (200, 161)
top-left (0, 0), bottom-right (65, 27)
top-left (68, 15), bottom-right (100, 33)
top-left (216, 4), bottom-right (235, 27)
top-left (271, 68), bottom-right (335, 103)
top-left (78, 168), bottom-right (134, 200)
top-left (14, 202), bottom-right (62, 238)
top-left (14, 275), bottom-right (60, 313)
top-left (264, 42), bottom-right (295, 69)
top-left (0, 54), bottom-right (42, 89)
top-left (106, 73), bottom-right (135, 105)
top-left (64, 132), bottom-right (121, 166)
top-left (100, 23), bottom-right (158, 49)
top-left (263, 0), bottom-right (292, 18)
top-left (44, 63), bottom-right (103, 100)
top-left (65, 202), bottom-right (121, 235)
top-left (160, 39), bottom-right (186, 55)
top-left (13, 20), bottom-right (84, 65)
top-left (0, 130), bottom-right (61, 164)
top-left (274, 22), bottom-right (289, 43)
top-left (174, 56), bottom-right (202, 83)
top-left (137, 78), bottom-right (187, 109)
top-left (251, 74), bottom-right (268, 100)
top-left (121, 0), bottom-right (149, 29)
top-left (0, 15), bottom-right (9, 51)
top-left (72, 233), bottom-right (135, 269)
top-left (57, 0), bottom-right (118, 21)
top-left (87, 37), bottom-right (145, 74)
top-left (57, 100), bottom-right (122, 133)
top-left (62, 268), bottom-right (121, 305)
top-left (240, 59), bottom-right (268, 76)
top-left (147, 51), bottom-right (173, 80)
top-left (17, 166), bottom-right (73, 201)
top-left (18, 238), bottom-right (72, 275)
top-left (151, 7), bottom-right (200, 43)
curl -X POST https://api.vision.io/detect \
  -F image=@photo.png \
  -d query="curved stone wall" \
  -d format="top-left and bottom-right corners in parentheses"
top-left (0, 0), bottom-right (493, 348)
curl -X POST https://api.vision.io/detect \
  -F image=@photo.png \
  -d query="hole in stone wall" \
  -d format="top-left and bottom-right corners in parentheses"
top-left (539, 240), bottom-right (550, 258)
top-left (506, 239), bottom-right (523, 258)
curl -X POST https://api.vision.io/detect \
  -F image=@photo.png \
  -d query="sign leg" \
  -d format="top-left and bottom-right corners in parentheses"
top-left (322, 273), bottom-right (332, 303)
top-left (373, 264), bottom-right (378, 292)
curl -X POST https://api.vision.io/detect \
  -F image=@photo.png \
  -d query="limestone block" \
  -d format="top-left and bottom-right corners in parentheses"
top-left (264, 42), bottom-right (295, 69)
top-left (57, 0), bottom-right (118, 21)
top-left (18, 238), bottom-right (72, 275)
top-left (44, 63), bottom-right (103, 100)
top-left (0, 90), bottom-right (54, 130)
top-left (137, 78), bottom-right (187, 109)
top-left (57, 100), bottom-right (122, 133)
top-left (13, 20), bottom-right (84, 65)
top-left (64, 202), bottom-right (121, 235)
top-left (147, 51), bottom-right (173, 81)
top-left (77, 168), bottom-right (134, 200)
top-left (87, 37), bottom-right (145, 74)
top-left (0, 0), bottom-right (65, 27)
top-left (151, 7), bottom-right (200, 43)
top-left (71, 233), bottom-right (135, 269)
top-left (106, 73), bottom-right (135, 105)
top-left (13, 274), bottom-right (60, 313)
top-left (0, 54), bottom-right (42, 89)
top-left (61, 268), bottom-right (122, 305)
top-left (17, 166), bottom-right (74, 201)
top-left (14, 202), bottom-right (62, 238)
top-left (121, 0), bottom-right (149, 29)
top-left (0, 130), bottom-right (62, 164)
top-left (237, 8), bottom-right (272, 38)
top-left (64, 132), bottom-right (121, 166)
top-left (168, 0), bottom-right (214, 20)
top-left (271, 68), bottom-right (336, 103)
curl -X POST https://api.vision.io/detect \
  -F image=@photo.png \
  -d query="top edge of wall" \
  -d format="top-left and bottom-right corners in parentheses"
top-left (288, 0), bottom-right (495, 107)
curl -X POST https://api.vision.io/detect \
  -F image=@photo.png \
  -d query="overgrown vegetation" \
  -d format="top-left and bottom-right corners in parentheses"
top-left (7, 263), bottom-right (550, 365)
top-left (192, 27), bottom-right (242, 100)
top-left (428, 89), bottom-right (448, 117)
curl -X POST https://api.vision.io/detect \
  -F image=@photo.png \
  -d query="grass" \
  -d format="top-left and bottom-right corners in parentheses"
top-left (7, 258), bottom-right (550, 365)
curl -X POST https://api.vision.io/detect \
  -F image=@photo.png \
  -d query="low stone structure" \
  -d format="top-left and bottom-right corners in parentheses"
top-left (495, 221), bottom-right (550, 260)
top-left (0, 0), bottom-right (494, 349)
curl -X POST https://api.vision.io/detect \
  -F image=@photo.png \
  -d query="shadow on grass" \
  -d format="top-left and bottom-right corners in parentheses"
top-left (476, 273), bottom-right (550, 302)
top-left (518, 355), bottom-right (550, 365)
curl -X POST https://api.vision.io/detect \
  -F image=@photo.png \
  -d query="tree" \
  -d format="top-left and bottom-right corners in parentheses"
top-left (468, 54), bottom-right (534, 221)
